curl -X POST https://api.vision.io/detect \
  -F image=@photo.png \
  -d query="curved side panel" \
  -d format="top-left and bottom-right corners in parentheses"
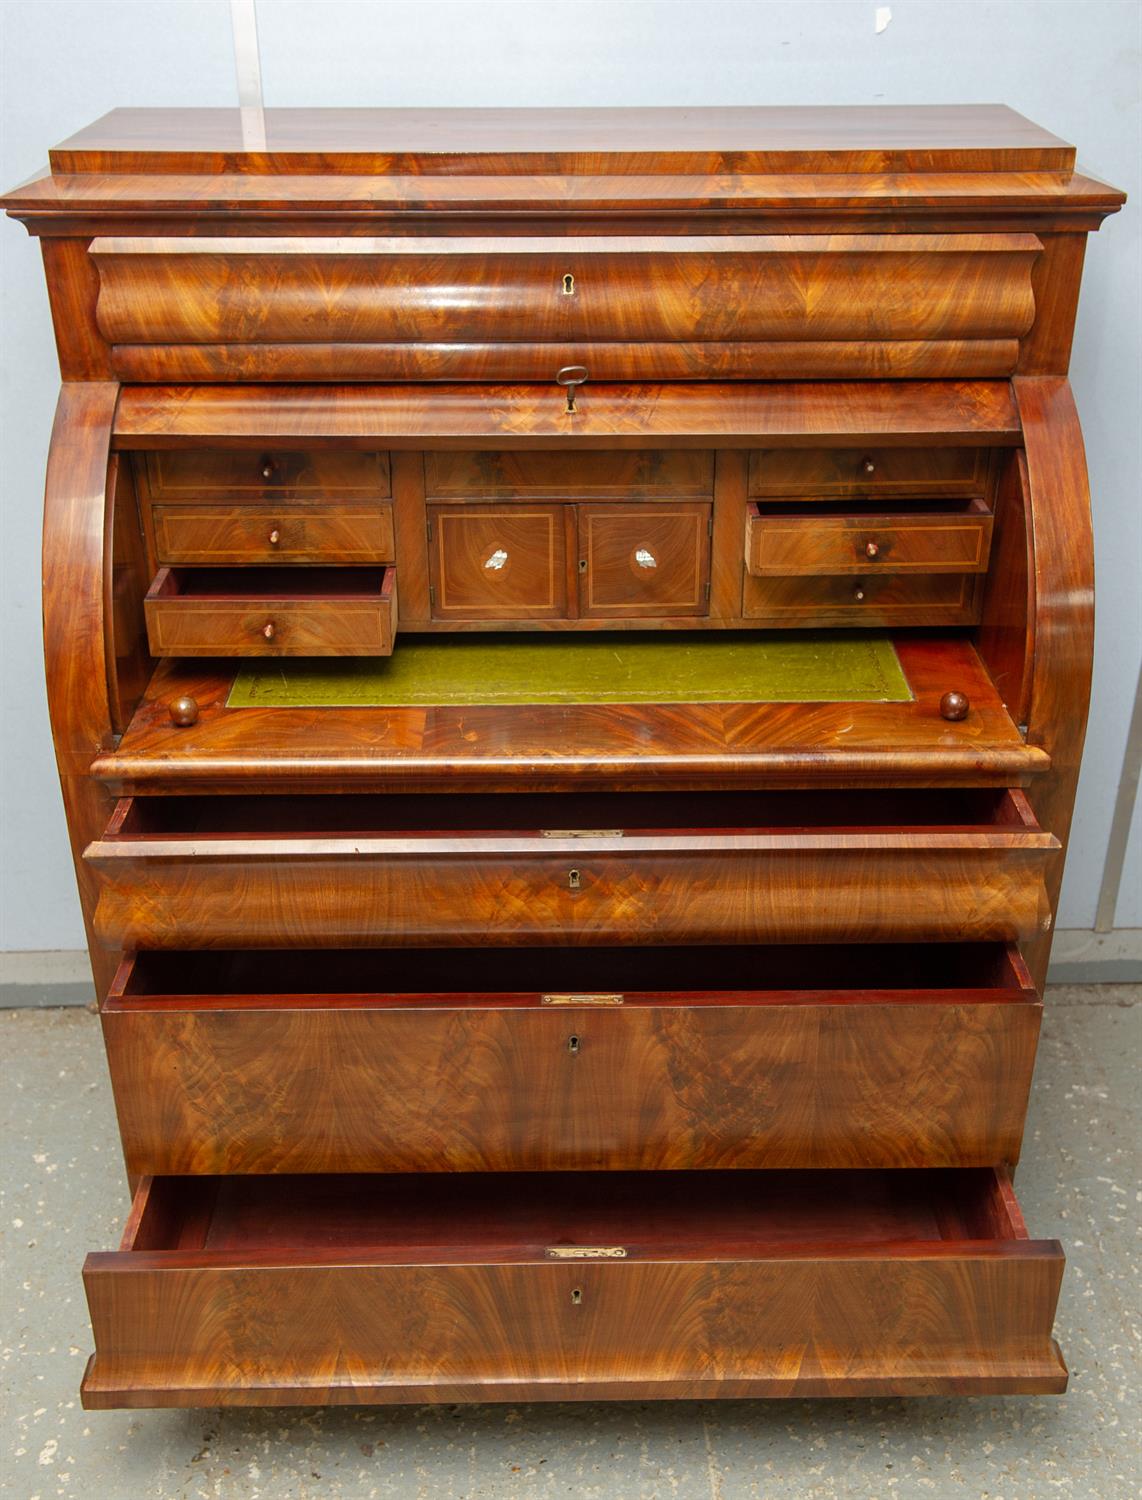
top-left (1012, 377), bottom-right (1096, 989)
top-left (43, 382), bottom-right (121, 994)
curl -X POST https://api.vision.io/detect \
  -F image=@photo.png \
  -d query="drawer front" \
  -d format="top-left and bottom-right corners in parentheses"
top-left (749, 448), bottom-right (991, 499)
top-left (581, 504), bottom-right (711, 618)
top-left (142, 450), bottom-right (390, 501)
top-left (425, 450), bottom-right (714, 501)
top-left (88, 846), bottom-right (1052, 950)
top-left (153, 504), bottom-right (395, 565)
top-left (743, 571), bottom-right (983, 627)
top-left (430, 505), bottom-right (568, 619)
top-left (746, 504), bottom-right (993, 577)
top-left (81, 1170), bottom-right (1066, 1406)
top-left (94, 236), bottom-right (1038, 352)
top-left (143, 567), bottom-right (397, 657)
top-left (104, 975), bottom-right (1040, 1176)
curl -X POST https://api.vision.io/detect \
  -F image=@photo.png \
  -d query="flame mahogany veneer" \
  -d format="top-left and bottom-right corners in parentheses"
top-left (2, 105), bottom-right (1123, 1408)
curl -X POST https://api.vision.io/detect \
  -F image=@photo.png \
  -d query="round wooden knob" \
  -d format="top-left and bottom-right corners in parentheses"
top-left (853, 587), bottom-right (866, 602)
top-left (940, 691), bottom-right (970, 721)
top-left (861, 457), bottom-right (876, 475)
top-left (262, 621), bottom-right (276, 640)
top-left (268, 528), bottom-right (281, 545)
top-left (260, 459), bottom-right (275, 480)
top-left (865, 540), bottom-right (880, 559)
top-left (168, 695), bottom-right (199, 728)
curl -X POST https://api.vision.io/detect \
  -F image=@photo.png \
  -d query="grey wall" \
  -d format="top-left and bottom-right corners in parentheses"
top-left (1, 0), bottom-right (1139, 955)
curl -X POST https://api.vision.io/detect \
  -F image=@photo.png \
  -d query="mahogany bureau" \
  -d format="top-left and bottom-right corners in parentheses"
top-left (2, 106), bottom-right (1124, 1407)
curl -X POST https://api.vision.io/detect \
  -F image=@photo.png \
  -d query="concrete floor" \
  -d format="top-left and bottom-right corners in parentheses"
top-left (2, 986), bottom-right (1138, 1500)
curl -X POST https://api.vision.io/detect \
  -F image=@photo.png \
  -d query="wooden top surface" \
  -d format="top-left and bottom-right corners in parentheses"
top-left (89, 638), bottom-right (1049, 794)
top-left (49, 105), bottom-right (1075, 176)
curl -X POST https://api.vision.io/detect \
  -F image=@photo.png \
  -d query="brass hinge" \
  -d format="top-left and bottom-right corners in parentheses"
top-left (426, 517), bottom-right (433, 541)
top-left (708, 514), bottom-right (714, 537)
top-left (546, 1245), bottom-right (628, 1259)
top-left (541, 993), bottom-right (625, 1006)
top-left (428, 584), bottom-right (436, 606)
top-left (705, 579), bottom-right (711, 601)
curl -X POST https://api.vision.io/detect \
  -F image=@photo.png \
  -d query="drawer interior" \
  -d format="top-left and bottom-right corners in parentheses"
top-left (105, 787), bottom-right (1041, 840)
top-left (122, 1167), bottom-right (1031, 1261)
top-left (110, 941), bottom-right (1035, 1005)
top-left (146, 566), bottom-right (391, 600)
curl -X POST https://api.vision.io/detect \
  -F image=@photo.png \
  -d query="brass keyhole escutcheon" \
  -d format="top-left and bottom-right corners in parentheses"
top-left (570, 1288), bottom-right (583, 1305)
top-left (568, 868), bottom-right (582, 890)
top-left (567, 1034), bottom-right (581, 1055)
top-left (562, 273), bottom-right (575, 296)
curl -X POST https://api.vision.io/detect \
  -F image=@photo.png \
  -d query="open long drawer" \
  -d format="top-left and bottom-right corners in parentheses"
top-left (105, 943), bottom-right (1040, 1175)
top-left (81, 1166), bottom-right (1066, 1407)
top-left (85, 789), bottom-right (1058, 950)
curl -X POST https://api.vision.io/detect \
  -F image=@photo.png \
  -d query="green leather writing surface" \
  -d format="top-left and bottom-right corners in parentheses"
top-left (228, 633), bottom-right (911, 708)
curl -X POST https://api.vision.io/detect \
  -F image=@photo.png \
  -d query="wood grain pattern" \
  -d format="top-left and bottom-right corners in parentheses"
top-left (89, 637), bottom-right (1049, 793)
top-left (84, 789), bottom-right (1057, 951)
top-left (746, 501), bottom-right (993, 576)
top-left (106, 339), bottom-right (1026, 384)
top-left (742, 571), bottom-right (984, 628)
top-left (425, 449), bottom-right (713, 501)
top-left (80, 1166), bottom-right (1066, 1407)
top-left (151, 503), bottom-right (395, 565)
top-left (102, 945), bottom-right (1041, 1175)
top-left (89, 236), bottom-right (1040, 386)
top-left (1014, 378), bottom-right (1096, 988)
top-left (143, 566), bottom-right (397, 658)
top-left (47, 104), bottom-right (1081, 175)
top-left (748, 446), bottom-right (991, 498)
top-left (978, 451), bottom-right (1036, 725)
top-left (580, 504), bottom-right (710, 618)
top-left (111, 382), bottom-right (1025, 450)
top-left (141, 449), bottom-right (390, 501)
top-left (429, 506), bottom-right (568, 619)
top-left (42, 383), bottom-right (122, 995)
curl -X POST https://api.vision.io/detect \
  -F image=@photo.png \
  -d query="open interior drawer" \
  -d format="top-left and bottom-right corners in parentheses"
top-left (81, 1166), bottom-right (1066, 1407)
top-left (143, 566), bottom-right (397, 657)
top-left (104, 943), bottom-right (1040, 1175)
top-left (85, 789), bottom-right (1059, 950)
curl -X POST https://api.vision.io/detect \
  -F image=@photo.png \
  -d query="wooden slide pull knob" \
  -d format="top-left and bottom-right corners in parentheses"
top-left (861, 456), bottom-right (876, 475)
top-left (262, 622), bottom-right (276, 640)
top-left (260, 458), bottom-right (275, 480)
top-left (940, 691), bottom-right (970, 722)
top-left (168, 695), bottom-right (199, 728)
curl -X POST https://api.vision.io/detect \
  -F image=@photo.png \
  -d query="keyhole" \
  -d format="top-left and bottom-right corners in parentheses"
top-left (562, 273), bottom-right (575, 296)
top-left (568, 868), bottom-right (581, 890)
top-left (567, 1034), bottom-right (580, 1055)
top-left (570, 1287), bottom-right (583, 1305)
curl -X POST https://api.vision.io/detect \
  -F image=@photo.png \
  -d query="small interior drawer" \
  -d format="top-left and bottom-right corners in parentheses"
top-left (141, 450), bottom-right (391, 502)
top-left (743, 570), bottom-right (983, 627)
top-left (81, 1165), bottom-right (1066, 1407)
top-left (748, 447), bottom-right (991, 498)
top-left (152, 503), bottom-right (395, 565)
top-left (85, 788), bottom-right (1058, 950)
top-left (103, 942), bottom-right (1040, 1176)
top-left (746, 498), bottom-right (993, 577)
top-left (580, 503), bottom-right (711, 617)
top-left (143, 566), bottom-right (397, 657)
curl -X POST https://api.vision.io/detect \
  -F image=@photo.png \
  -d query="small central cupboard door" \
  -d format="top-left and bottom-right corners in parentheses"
top-left (579, 504), bottom-right (710, 618)
top-left (429, 504), bottom-right (569, 619)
